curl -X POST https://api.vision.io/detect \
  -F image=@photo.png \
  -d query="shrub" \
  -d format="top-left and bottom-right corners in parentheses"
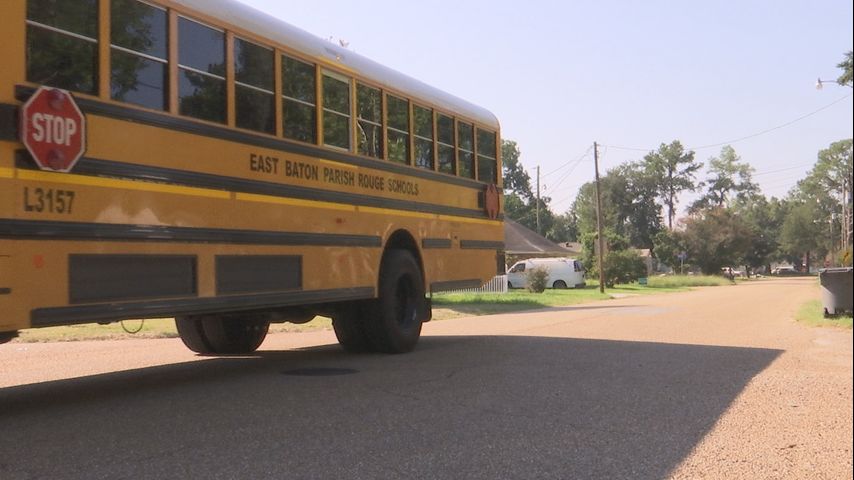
top-left (526, 266), bottom-right (550, 293)
top-left (594, 249), bottom-right (646, 287)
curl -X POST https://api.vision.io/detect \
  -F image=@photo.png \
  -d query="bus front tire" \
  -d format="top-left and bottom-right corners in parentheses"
top-left (362, 250), bottom-right (424, 354)
top-left (552, 280), bottom-right (567, 289)
top-left (176, 314), bottom-right (269, 355)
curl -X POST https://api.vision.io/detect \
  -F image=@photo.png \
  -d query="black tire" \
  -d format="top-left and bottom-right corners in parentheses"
top-left (332, 302), bottom-right (374, 353)
top-left (362, 250), bottom-right (424, 354)
top-left (175, 314), bottom-right (269, 355)
top-left (175, 315), bottom-right (214, 354)
top-left (553, 280), bottom-right (568, 289)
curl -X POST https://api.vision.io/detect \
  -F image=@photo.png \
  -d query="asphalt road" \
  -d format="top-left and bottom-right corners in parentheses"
top-left (1, 277), bottom-right (851, 479)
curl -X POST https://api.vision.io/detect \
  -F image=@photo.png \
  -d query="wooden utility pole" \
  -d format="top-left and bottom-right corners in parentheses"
top-left (594, 142), bottom-right (605, 293)
top-left (536, 165), bottom-right (541, 234)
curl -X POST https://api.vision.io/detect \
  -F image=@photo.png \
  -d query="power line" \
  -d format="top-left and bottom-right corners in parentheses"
top-left (752, 162), bottom-right (815, 177)
top-left (542, 145), bottom-right (593, 178)
top-left (602, 93), bottom-right (852, 153)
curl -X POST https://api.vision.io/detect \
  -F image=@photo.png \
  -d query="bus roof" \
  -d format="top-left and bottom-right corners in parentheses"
top-left (173, 0), bottom-right (500, 130)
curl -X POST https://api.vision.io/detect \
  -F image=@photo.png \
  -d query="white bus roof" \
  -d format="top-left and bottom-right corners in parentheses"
top-left (173, 0), bottom-right (500, 130)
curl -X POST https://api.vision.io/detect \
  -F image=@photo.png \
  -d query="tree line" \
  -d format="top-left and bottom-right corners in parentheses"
top-left (503, 137), bottom-right (853, 276)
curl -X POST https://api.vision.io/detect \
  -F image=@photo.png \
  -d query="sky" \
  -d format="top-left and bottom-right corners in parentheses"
top-left (236, 0), bottom-right (853, 215)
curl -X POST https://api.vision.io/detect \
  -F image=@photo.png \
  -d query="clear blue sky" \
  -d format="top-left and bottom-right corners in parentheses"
top-left (237, 0), bottom-right (853, 215)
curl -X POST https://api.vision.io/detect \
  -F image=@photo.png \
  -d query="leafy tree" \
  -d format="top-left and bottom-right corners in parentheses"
top-left (795, 139), bottom-right (853, 255)
top-left (780, 202), bottom-right (825, 271)
top-left (838, 50), bottom-right (853, 87)
top-left (642, 141), bottom-right (703, 229)
top-left (572, 162), bottom-right (662, 250)
top-left (734, 196), bottom-right (790, 273)
top-left (680, 208), bottom-right (753, 274)
top-left (690, 146), bottom-right (758, 212)
top-left (652, 229), bottom-right (687, 272)
top-left (500, 139), bottom-right (557, 235)
top-left (501, 140), bottom-right (533, 200)
top-left (548, 212), bottom-right (578, 243)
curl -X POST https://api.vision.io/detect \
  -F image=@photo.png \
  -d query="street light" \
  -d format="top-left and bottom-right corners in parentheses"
top-left (815, 78), bottom-right (851, 89)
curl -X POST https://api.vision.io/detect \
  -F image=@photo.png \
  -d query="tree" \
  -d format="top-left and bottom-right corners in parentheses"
top-left (734, 196), bottom-right (790, 273)
top-left (838, 50), bottom-right (853, 87)
top-left (780, 202), bottom-right (825, 271)
top-left (680, 209), bottom-right (753, 275)
top-left (795, 139), bottom-right (853, 254)
top-left (572, 162), bottom-right (662, 250)
top-left (500, 140), bottom-right (557, 235)
top-left (690, 145), bottom-right (758, 212)
top-left (643, 141), bottom-right (703, 229)
top-left (502, 140), bottom-right (533, 200)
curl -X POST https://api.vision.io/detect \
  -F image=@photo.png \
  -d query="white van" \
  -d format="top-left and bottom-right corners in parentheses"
top-left (506, 257), bottom-right (586, 289)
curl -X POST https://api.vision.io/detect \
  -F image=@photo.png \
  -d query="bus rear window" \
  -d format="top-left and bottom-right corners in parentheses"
top-left (26, 0), bottom-right (99, 95)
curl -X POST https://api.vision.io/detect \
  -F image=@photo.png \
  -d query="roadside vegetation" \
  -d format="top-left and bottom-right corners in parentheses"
top-left (795, 300), bottom-right (853, 329)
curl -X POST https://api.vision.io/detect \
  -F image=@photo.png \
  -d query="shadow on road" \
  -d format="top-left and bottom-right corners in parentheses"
top-left (0, 335), bottom-right (781, 479)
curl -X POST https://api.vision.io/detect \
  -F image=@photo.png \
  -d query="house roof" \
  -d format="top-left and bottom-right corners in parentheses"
top-left (504, 219), bottom-right (575, 255)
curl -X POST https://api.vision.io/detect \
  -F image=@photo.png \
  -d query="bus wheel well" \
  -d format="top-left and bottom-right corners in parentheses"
top-left (383, 229), bottom-right (424, 279)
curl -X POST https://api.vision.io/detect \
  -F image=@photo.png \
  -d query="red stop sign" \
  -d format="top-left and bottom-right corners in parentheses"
top-left (20, 87), bottom-right (87, 173)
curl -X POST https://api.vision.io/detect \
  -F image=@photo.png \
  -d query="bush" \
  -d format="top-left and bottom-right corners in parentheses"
top-left (593, 249), bottom-right (646, 287)
top-left (526, 266), bottom-right (550, 293)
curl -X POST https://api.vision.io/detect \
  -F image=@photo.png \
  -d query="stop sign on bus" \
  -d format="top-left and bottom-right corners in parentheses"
top-left (20, 87), bottom-right (87, 173)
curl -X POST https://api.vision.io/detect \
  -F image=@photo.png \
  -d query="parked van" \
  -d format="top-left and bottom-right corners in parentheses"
top-left (506, 257), bottom-right (586, 289)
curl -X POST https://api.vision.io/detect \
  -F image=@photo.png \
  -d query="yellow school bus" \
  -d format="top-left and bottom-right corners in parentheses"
top-left (0, 0), bottom-right (504, 354)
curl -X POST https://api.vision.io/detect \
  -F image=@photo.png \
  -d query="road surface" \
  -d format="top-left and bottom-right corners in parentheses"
top-left (1, 277), bottom-right (851, 479)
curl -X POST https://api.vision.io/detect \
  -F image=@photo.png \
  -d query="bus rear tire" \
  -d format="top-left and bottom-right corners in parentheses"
top-left (332, 303), bottom-right (374, 353)
top-left (363, 250), bottom-right (424, 354)
top-left (175, 314), bottom-right (269, 355)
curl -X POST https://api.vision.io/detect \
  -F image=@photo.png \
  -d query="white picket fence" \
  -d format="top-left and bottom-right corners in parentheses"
top-left (441, 275), bottom-right (509, 295)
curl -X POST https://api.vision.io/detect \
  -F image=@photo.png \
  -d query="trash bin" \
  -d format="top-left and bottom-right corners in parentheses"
top-left (819, 267), bottom-right (853, 316)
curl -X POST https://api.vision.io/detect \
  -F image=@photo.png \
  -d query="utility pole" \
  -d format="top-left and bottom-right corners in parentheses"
top-left (536, 166), bottom-right (541, 234)
top-left (594, 142), bottom-right (606, 293)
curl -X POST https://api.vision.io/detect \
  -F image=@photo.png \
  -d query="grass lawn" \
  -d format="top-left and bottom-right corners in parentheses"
top-left (795, 300), bottom-right (853, 329)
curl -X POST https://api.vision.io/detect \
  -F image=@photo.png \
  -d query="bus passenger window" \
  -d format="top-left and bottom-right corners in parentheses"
top-left (437, 114), bottom-right (455, 175)
top-left (457, 122), bottom-right (475, 179)
top-left (357, 84), bottom-right (383, 158)
top-left (282, 56), bottom-right (317, 143)
top-left (26, 0), bottom-right (99, 95)
top-left (110, 0), bottom-right (168, 110)
top-left (386, 95), bottom-right (410, 164)
top-left (234, 38), bottom-right (275, 134)
top-left (178, 17), bottom-right (226, 123)
top-left (413, 105), bottom-right (434, 170)
top-left (477, 129), bottom-right (497, 184)
top-left (322, 72), bottom-right (351, 150)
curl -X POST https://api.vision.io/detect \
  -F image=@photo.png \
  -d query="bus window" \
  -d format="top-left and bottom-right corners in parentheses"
top-left (282, 55), bottom-right (317, 143)
top-left (477, 128), bottom-right (497, 184)
top-left (177, 17), bottom-right (226, 123)
top-left (413, 105), bottom-right (433, 170)
top-left (26, 0), bottom-right (99, 95)
top-left (322, 71), bottom-right (351, 150)
top-left (457, 122), bottom-right (474, 179)
top-left (357, 83), bottom-right (383, 158)
top-left (386, 94), bottom-right (410, 164)
top-left (110, 0), bottom-right (168, 110)
top-left (437, 114), bottom-right (455, 175)
top-left (234, 37), bottom-right (275, 134)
